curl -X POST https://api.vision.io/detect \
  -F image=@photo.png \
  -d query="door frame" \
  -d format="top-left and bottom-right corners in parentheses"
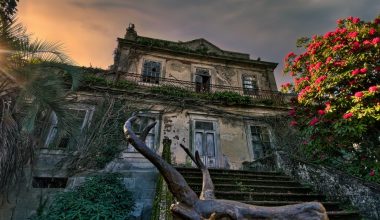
top-left (189, 114), bottom-right (220, 168)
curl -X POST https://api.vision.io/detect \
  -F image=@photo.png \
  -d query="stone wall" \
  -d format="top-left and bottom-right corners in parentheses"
top-left (275, 151), bottom-right (380, 220)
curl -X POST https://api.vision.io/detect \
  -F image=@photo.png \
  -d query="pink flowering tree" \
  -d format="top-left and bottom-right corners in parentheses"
top-left (283, 16), bottom-right (380, 182)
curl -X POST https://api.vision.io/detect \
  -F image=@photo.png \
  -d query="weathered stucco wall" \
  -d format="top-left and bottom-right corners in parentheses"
top-left (156, 107), bottom-right (282, 170)
top-left (120, 51), bottom-right (273, 90)
top-left (275, 151), bottom-right (380, 220)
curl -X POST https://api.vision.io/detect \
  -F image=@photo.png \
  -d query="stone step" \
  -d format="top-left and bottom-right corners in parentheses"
top-left (194, 191), bottom-right (326, 201)
top-left (189, 183), bottom-right (312, 193)
top-left (240, 201), bottom-right (342, 211)
top-left (181, 173), bottom-right (292, 181)
top-left (327, 211), bottom-right (361, 220)
top-left (185, 177), bottom-right (302, 187)
top-left (176, 168), bottom-right (361, 220)
top-left (176, 167), bottom-right (283, 176)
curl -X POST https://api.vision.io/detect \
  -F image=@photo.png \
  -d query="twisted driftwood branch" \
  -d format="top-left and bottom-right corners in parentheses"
top-left (124, 116), bottom-right (329, 220)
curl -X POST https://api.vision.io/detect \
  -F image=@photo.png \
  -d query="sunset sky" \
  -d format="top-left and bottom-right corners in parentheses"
top-left (18, 0), bottom-right (380, 87)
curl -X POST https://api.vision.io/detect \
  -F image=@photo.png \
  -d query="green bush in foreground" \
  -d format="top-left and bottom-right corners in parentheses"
top-left (37, 173), bottom-right (134, 220)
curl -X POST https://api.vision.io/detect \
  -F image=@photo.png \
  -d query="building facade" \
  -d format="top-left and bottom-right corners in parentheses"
top-left (111, 24), bottom-right (289, 169)
top-left (0, 24), bottom-right (292, 220)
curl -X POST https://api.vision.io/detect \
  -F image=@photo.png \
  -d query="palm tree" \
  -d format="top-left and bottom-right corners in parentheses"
top-left (0, 13), bottom-right (78, 195)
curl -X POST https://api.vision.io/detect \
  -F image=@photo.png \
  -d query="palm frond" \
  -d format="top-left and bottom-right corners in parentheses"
top-left (20, 39), bottom-right (72, 64)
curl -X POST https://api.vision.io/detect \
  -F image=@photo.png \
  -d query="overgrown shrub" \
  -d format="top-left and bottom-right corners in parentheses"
top-left (36, 173), bottom-right (134, 220)
top-left (283, 15), bottom-right (380, 182)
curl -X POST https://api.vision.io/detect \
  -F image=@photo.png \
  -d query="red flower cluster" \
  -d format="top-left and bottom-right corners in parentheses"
top-left (373, 37), bottom-right (380, 45)
top-left (370, 169), bottom-right (375, 176)
top-left (347, 32), bottom-right (358, 38)
top-left (343, 112), bottom-right (353, 119)
top-left (309, 117), bottom-right (319, 126)
top-left (369, 86), bottom-right (378, 93)
top-left (290, 121), bottom-right (298, 126)
top-left (352, 68), bottom-right (367, 76)
top-left (354, 91), bottom-right (364, 98)
top-left (317, 110), bottom-right (326, 115)
top-left (315, 75), bottom-right (327, 84)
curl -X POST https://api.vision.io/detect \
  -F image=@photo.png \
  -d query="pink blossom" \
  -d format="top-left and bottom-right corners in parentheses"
top-left (333, 44), bottom-right (344, 51)
top-left (352, 17), bottom-right (360, 24)
top-left (372, 37), bottom-right (380, 45)
top-left (352, 41), bottom-right (360, 50)
top-left (351, 69), bottom-right (360, 76)
top-left (347, 32), bottom-right (358, 38)
top-left (363, 40), bottom-right (372, 46)
top-left (338, 28), bottom-right (347, 34)
top-left (343, 112), bottom-right (353, 119)
top-left (315, 75), bottom-right (327, 84)
top-left (317, 110), bottom-right (326, 115)
top-left (325, 57), bottom-right (333, 64)
top-left (369, 28), bottom-right (376, 35)
top-left (290, 121), bottom-right (298, 126)
top-left (309, 117), bottom-right (319, 126)
top-left (370, 169), bottom-right (375, 176)
top-left (285, 52), bottom-right (296, 60)
top-left (374, 18), bottom-right (380, 24)
top-left (325, 102), bottom-right (331, 111)
top-left (369, 86), bottom-right (378, 93)
top-left (354, 91), bottom-right (364, 98)
top-left (288, 108), bottom-right (296, 116)
top-left (323, 32), bottom-right (334, 39)
top-left (360, 68), bottom-right (367, 74)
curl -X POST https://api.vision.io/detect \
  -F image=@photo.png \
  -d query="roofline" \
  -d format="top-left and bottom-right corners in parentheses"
top-left (117, 38), bottom-right (278, 69)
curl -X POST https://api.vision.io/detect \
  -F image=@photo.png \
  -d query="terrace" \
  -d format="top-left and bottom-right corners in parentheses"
top-left (104, 73), bottom-right (295, 106)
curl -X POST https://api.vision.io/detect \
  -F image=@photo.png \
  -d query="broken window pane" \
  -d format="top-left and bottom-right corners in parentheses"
top-left (142, 60), bottom-right (161, 84)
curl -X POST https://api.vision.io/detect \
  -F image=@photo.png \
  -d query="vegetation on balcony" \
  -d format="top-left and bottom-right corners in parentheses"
top-left (80, 73), bottom-right (283, 107)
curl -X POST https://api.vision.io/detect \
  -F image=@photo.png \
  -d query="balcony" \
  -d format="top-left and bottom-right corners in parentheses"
top-left (119, 73), bottom-right (294, 106)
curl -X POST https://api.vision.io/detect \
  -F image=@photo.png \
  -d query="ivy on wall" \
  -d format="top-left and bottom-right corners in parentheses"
top-left (151, 137), bottom-right (174, 220)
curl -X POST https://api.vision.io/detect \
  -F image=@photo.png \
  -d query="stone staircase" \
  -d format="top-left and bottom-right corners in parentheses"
top-left (176, 167), bottom-right (361, 220)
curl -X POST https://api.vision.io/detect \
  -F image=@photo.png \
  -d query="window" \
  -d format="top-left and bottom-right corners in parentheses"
top-left (195, 68), bottom-right (211, 93)
top-left (193, 120), bottom-right (217, 167)
top-left (129, 116), bottom-right (157, 149)
top-left (32, 177), bottom-right (68, 188)
top-left (44, 107), bottom-right (94, 148)
top-left (250, 125), bottom-right (272, 160)
top-left (242, 76), bottom-right (258, 95)
top-left (142, 60), bottom-right (161, 84)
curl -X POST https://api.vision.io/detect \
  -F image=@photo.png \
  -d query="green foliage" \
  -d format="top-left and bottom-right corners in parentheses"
top-left (0, 0), bottom-right (19, 22)
top-left (0, 12), bottom-right (77, 194)
top-left (67, 97), bottom-right (136, 170)
top-left (210, 91), bottom-right (252, 105)
top-left (82, 74), bottom-right (137, 90)
top-left (150, 85), bottom-right (253, 106)
top-left (283, 15), bottom-right (380, 183)
top-left (150, 85), bottom-right (195, 98)
top-left (151, 138), bottom-right (173, 220)
top-left (36, 173), bottom-right (134, 220)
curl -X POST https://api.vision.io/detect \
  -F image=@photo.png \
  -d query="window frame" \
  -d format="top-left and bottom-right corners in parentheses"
top-left (126, 111), bottom-right (161, 152)
top-left (245, 122), bottom-right (274, 161)
top-left (141, 59), bottom-right (162, 84)
top-left (242, 74), bottom-right (258, 95)
top-left (43, 105), bottom-right (95, 149)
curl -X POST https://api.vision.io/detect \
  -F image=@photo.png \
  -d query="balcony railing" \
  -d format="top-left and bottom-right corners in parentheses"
top-left (122, 73), bottom-right (294, 106)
